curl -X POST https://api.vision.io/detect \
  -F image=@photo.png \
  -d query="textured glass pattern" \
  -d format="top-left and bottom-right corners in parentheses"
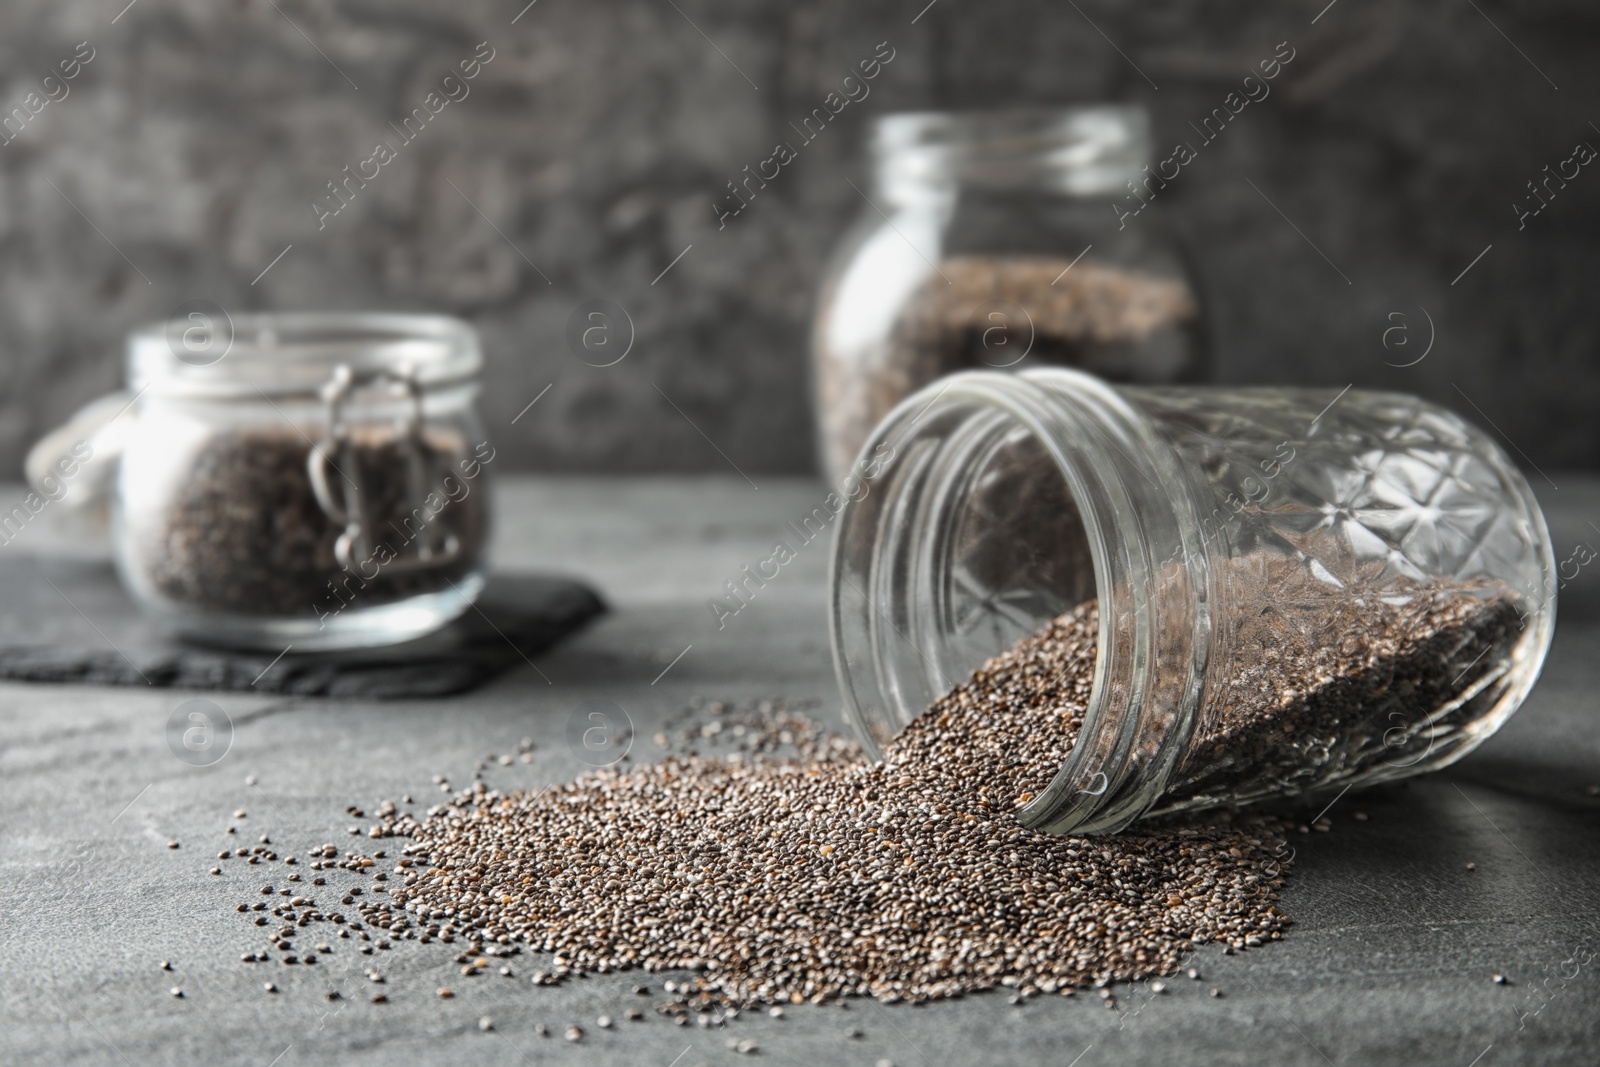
top-left (1136, 387), bottom-right (1549, 808)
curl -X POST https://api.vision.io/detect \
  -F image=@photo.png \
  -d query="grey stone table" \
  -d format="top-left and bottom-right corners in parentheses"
top-left (3, 476), bottom-right (1598, 1067)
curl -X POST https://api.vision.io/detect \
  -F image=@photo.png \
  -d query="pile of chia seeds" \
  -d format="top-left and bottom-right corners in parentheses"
top-left (221, 573), bottom-right (1524, 1015)
top-left (370, 601), bottom-right (1293, 1006)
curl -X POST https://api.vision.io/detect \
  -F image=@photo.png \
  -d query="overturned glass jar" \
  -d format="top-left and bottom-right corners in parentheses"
top-left (829, 369), bottom-right (1556, 834)
top-left (43, 312), bottom-right (493, 650)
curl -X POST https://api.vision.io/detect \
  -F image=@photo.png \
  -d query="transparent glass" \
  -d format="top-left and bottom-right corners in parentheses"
top-left (830, 369), bottom-right (1557, 835)
top-left (113, 312), bottom-right (491, 650)
top-left (811, 106), bottom-right (1207, 484)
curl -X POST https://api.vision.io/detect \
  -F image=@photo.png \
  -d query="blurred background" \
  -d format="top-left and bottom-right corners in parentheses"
top-left (1, 0), bottom-right (1596, 477)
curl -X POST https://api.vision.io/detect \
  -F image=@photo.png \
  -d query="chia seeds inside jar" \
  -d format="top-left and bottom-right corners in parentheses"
top-left (811, 106), bottom-right (1208, 485)
top-left (829, 368), bottom-right (1556, 834)
top-left (109, 313), bottom-right (492, 650)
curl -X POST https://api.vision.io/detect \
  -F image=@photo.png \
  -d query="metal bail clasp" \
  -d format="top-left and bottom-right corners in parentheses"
top-left (306, 363), bottom-right (461, 575)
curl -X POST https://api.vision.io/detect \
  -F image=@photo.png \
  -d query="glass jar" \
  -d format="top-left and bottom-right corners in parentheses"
top-left (811, 106), bottom-right (1206, 485)
top-left (829, 369), bottom-right (1556, 835)
top-left (62, 312), bottom-right (492, 650)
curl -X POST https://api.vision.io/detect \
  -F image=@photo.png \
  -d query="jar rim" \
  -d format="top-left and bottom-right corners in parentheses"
top-left (870, 105), bottom-right (1151, 199)
top-left (828, 367), bottom-right (1211, 835)
top-left (127, 311), bottom-right (482, 397)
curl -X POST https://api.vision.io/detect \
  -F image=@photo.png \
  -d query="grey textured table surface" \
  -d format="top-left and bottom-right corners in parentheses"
top-left (3, 476), bottom-right (1598, 1067)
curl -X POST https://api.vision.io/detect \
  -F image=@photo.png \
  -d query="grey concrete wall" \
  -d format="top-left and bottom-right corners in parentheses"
top-left (0, 0), bottom-right (1596, 476)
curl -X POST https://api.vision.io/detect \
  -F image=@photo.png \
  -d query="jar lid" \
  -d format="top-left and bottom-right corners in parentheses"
top-left (871, 105), bottom-right (1150, 199)
top-left (127, 311), bottom-right (482, 397)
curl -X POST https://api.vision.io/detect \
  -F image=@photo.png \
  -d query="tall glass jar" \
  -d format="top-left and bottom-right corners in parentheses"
top-left (88, 312), bottom-right (493, 650)
top-left (812, 106), bottom-right (1206, 485)
top-left (829, 369), bottom-right (1556, 835)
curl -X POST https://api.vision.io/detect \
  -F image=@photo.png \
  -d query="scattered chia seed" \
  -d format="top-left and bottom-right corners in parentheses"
top-left (216, 574), bottom-right (1515, 1013)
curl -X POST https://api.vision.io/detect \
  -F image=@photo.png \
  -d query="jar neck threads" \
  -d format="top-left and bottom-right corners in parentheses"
top-left (869, 107), bottom-right (1152, 207)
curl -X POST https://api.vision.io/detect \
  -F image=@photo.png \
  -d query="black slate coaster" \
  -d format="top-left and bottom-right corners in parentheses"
top-left (0, 557), bottom-right (604, 698)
